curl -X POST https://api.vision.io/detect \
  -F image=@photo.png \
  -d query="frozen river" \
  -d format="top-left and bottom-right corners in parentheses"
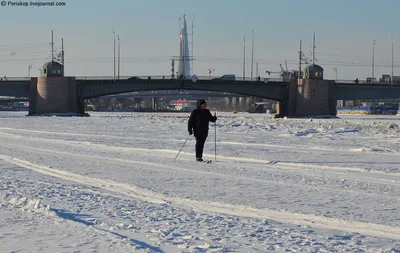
top-left (0, 111), bottom-right (399, 252)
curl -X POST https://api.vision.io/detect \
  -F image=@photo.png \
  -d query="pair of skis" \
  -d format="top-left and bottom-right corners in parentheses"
top-left (197, 160), bottom-right (212, 164)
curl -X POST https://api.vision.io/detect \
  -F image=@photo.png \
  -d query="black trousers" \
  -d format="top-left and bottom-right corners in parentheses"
top-left (195, 135), bottom-right (207, 159)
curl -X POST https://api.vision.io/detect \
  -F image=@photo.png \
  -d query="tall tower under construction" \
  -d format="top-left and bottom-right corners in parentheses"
top-left (178, 14), bottom-right (191, 78)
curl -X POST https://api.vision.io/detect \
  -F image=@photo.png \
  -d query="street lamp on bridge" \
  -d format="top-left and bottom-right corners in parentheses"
top-left (372, 40), bottom-right (376, 83)
top-left (118, 35), bottom-right (120, 80)
top-left (391, 35), bottom-right (394, 86)
top-left (112, 29), bottom-right (116, 81)
top-left (333, 68), bottom-right (337, 82)
top-left (28, 65), bottom-right (32, 78)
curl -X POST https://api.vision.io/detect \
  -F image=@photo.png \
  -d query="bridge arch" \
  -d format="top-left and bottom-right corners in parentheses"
top-left (80, 79), bottom-right (289, 102)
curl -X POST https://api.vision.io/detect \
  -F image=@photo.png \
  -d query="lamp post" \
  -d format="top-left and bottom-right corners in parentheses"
top-left (372, 40), bottom-right (376, 83)
top-left (333, 68), bottom-right (337, 82)
top-left (112, 29), bottom-right (116, 81)
top-left (251, 30), bottom-right (254, 81)
top-left (391, 35), bottom-right (394, 86)
top-left (243, 36), bottom-right (245, 80)
top-left (28, 65), bottom-right (32, 78)
top-left (118, 35), bottom-right (120, 80)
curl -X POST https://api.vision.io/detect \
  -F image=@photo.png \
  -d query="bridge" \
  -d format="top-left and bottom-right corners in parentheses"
top-left (0, 79), bottom-right (31, 98)
top-left (335, 83), bottom-right (400, 100)
top-left (80, 77), bottom-right (287, 101)
top-left (0, 76), bottom-right (287, 100)
top-left (0, 85), bottom-right (236, 101)
top-left (2, 75), bottom-right (400, 117)
top-left (101, 91), bottom-right (241, 99)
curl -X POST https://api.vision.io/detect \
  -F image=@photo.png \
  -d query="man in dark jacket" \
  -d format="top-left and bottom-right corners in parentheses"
top-left (188, 99), bottom-right (217, 161)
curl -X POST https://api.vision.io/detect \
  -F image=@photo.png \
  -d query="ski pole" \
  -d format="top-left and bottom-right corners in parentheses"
top-left (214, 112), bottom-right (217, 161)
top-left (175, 134), bottom-right (191, 161)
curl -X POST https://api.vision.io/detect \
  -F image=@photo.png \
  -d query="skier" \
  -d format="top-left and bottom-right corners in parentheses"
top-left (188, 99), bottom-right (217, 162)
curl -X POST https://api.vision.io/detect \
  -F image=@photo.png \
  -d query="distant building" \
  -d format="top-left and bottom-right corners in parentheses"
top-left (379, 74), bottom-right (391, 83)
top-left (170, 98), bottom-right (189, 110)
top-left (177, 14), bottom-right (191, 78)
top-left (378, 74), bottom-right (400, 84)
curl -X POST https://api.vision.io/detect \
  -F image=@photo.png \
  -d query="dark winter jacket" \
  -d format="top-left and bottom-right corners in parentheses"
top-left (188, 100), bottom-right (217, 137)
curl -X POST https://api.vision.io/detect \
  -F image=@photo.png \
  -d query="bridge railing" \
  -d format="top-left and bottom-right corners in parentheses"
top-left (0, 75), bottom-right (285, 82)
top-left (0, 77), bottom-right (31, 81)
top-left (100, 90), bottom-right (233, 97)
top-left (335, 79), bottom-right (400, 86)
top-left (75, 75), bottom-right (284, 82)
top-left (3, 76), bottom-right (399, 85)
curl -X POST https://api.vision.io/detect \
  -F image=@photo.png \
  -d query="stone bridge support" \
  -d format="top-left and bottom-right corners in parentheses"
top-left (295, 79), bottom-right (336, 117)
top-left (276, 79), bottom-right (337, 118)
top-left (28, 77), bottom-right (87, 116)
top-left (151, 97), bottom-right (159, 110)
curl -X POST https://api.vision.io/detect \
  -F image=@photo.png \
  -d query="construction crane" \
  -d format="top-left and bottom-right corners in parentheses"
top-left (265, 70), bottom-right (282, 75)
top-left (266, 60), bottom-right (292, 81)
top-left (279, 64), bottom-right (287, 80)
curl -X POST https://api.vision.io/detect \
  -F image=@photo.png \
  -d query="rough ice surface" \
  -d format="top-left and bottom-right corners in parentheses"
top-left (0, 111), bottom-right (399, 252)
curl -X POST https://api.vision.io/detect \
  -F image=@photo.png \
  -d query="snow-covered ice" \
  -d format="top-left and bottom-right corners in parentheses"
top-left (0, 111), bottom-right (399, 252)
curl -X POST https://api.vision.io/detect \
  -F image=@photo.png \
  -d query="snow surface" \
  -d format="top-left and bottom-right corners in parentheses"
top-left (0, 111), bottom-right (400, 252)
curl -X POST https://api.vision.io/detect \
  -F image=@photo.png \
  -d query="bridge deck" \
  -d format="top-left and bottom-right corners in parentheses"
top-left (80, 79), bottom-right (289, 101)
top-left (1, 78), bottom-right (400, 101)
top-left (336, 83), bottom-right (400, 100)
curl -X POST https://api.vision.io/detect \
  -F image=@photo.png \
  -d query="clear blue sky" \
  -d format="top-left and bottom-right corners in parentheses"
top-left (0, 0), bottom-right (399, 80)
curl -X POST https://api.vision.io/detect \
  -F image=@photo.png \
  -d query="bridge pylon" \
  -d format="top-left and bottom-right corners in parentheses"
top-left (276, 64), bottom-right (337, 118)
top-left (28, 60), bottom-right (88, 116)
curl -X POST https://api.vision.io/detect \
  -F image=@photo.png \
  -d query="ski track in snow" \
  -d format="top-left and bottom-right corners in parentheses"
top-left (0, 164), bottom-right (373, 253)
top-left (1, 132), bottom-right (400, 191)
top-left (1, 130), bottom-right (398, 177)
top-left (1, 112), bottom-right (400, 252)
top-left (0, 126), bottom-right (399, 156)
top-left (2, 130), bottom-right (400, 212)
top-left (2, 153), bottom-right (400, 242)
top-left (0, 203), bottom-right (164, 253)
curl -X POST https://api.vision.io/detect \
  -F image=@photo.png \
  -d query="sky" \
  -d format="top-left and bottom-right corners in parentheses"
top-left (0, 0), bottom-right (399, 80)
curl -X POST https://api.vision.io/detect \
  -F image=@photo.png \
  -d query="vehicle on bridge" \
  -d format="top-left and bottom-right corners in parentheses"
top-left (127, 76), bottom-right (142, 80)
top-left (211, 74), bottom-right (236, 81)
